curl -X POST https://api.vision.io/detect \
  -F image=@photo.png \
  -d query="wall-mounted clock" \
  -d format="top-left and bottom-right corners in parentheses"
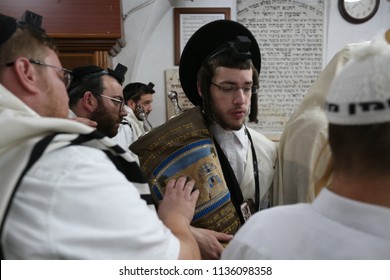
top-left (338, 0), bottom-right (380, 24)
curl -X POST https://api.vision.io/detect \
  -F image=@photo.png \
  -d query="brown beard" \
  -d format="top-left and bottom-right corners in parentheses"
top-left (90, 100), bottom-right (121, 137)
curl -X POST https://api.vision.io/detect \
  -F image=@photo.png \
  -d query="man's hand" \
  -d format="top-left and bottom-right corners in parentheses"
top-left (190, 227), bottom-right (233, 259)
top-left (157, 177), bottom-right (200, 259)
top-left (158, 177), bottom-right (199, 223)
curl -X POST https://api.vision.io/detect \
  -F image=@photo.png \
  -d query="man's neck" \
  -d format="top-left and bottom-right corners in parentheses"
top-left (328, 174), bottom-right (390, 208)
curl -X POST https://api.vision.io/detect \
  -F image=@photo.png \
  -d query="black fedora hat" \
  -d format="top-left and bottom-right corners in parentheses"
top-left (179, 19), bottom-right (261, 106)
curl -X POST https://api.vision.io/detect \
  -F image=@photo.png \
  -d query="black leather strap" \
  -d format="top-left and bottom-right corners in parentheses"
top-left (246, 128), bottom-right (260, 211)
top-left (213, 138), bottom-right (245, 224)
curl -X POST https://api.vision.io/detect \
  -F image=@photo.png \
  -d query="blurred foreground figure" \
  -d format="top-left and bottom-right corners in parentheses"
top-left (223, 35), bottom-right (390, 260)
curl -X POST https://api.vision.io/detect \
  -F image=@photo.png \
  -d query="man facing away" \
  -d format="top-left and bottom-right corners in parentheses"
top-left (222, 35), bottom-right (390, 259)
top-left (0, 11), bottom-right (200, 260)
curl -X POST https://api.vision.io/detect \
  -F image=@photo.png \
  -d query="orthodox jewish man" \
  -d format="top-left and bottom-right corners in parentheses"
top-left (130, 20), bottom-right (277, 259)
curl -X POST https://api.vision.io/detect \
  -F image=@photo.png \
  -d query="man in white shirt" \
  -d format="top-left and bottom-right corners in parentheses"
top-left (131, 20), bottom-right (277, 259)
top-left (0, 11), bottom-right (200, 260)
top-left (112, 82), bottom-right (155, 156)
top-left (222, 35), bottom-right (390, 260)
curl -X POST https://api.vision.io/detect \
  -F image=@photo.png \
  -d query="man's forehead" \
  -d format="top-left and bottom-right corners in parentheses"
top-left (214, 67), bottom-right (253, 79)
top-left (102, 75), bottom-right (123, 92)
top-left (139, 93), bottom-right (153, 101)
top-left (44, 48), bottom-right (62, 65)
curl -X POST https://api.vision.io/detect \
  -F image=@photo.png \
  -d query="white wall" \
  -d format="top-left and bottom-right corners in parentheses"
top-left (325, 0), bottom-right (390, 62)
top-left (114, 0), bottom-right (390, 127)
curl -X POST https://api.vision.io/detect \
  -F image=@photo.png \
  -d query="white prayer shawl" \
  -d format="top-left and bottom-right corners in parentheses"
top-left (0, 84), bottom-right (150, 239)
top-left (272, 42), bottom-right (369, 205)
top-left (125, 107), bottom-right (145, 141)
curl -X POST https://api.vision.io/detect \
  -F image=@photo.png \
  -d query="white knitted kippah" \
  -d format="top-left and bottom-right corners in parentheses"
top-left (325, 36), bottom-right (390, 125)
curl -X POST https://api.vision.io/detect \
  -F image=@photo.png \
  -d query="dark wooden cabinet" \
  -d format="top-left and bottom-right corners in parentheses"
top-left (0, 0), bottom-right (124, 69)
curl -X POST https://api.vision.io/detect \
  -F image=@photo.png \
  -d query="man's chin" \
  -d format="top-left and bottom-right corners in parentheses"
top-left (219, 122), bottom-right (244, 131)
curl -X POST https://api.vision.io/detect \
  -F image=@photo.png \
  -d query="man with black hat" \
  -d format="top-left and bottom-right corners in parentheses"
top-left (130, 20), bottom-right (277, 259)
top-left (180, 19), bottom-right (277, 256)
top-left (112, 82), bottom-right (156, 153)
top-left (0, 11), bottom-right (200, 259)
top-left (222, 36), bottom-right (390, 260)
top-left (68, 64), bottom-right (129, 138)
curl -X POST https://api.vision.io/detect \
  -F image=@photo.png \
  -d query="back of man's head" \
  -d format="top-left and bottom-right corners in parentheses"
top-left (325, 37), bottom-right (390, 176)
top-left (0, 11), bottom-right (57, 76)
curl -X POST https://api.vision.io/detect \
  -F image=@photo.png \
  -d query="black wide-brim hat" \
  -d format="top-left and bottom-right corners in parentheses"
top-left (179, 19), bottom-right (261, 106)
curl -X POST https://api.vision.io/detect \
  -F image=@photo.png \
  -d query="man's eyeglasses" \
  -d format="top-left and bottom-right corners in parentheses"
top-left (98, 94), bottom-right (125, 111)
top-left (211, 82), bottom-right (259, 95)
top-left (5, 59), bottom-right (73, 89)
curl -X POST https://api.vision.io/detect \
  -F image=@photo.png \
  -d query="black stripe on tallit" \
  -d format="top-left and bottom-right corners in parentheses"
top-left (102, 150), bottom-right (147, 183)
top-left (141, 194), bottom-right (155, 205)
top-left (69, 131), bottom-right (147, 183)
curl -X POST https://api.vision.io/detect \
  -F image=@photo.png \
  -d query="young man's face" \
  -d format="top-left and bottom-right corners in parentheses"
top-left (209, 67), bottom-right (253, 131)
top-left (90, 75), bottom-right (127, 137)
top-left (127, 93), bottom-right (154, 120)
top-left (137, 94), bottom-right (154, 116)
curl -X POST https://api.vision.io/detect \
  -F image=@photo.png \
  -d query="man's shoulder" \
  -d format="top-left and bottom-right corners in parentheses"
top-left (236, 203), bottom-right (314, 240)
top-left (36, 144), bottom-right (112, 172)
top-left (247, 127), bottom-right (277, 148)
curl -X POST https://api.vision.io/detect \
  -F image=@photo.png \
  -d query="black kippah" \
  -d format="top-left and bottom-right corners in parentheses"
top-left (19, 10), bottom-right (45, 33)
top-left (71, 65), bottom-right (107, 81)
top-left (146, 82), bottom-right (155, 91)
top-left (107, 63), bottom-right (128, 85)
top-left (0, 11), bottom-right (45, 47)
top-left (68, 65), bottom-right (107, 93)
top-left (0, 14), bottom-right (18, 46)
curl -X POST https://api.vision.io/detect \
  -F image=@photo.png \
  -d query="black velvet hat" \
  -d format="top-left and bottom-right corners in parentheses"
top-left (0, 11), bottom-right (44, 46)
top-left (0, 14), bottom-right (17, 46)
top-left (123, 82), bottom-right (155, 101)
top-left (107, 63), bottom-right (128, 85)
top-left (179, 20), bottom-right (261, 106)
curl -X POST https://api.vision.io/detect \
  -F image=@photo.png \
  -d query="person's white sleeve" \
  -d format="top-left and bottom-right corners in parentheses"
top-left (4, 145), bottom-right (179, 259)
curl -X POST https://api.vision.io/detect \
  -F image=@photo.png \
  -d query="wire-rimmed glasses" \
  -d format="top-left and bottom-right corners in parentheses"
top-left (210, 82), bottom-right (259, 95)
top-left (5, 59), bottom-right (72, 89)
top-left (99, 94), bottom-right (125, 111)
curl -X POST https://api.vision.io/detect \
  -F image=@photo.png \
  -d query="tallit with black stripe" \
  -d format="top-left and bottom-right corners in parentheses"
top-left (0, 84), bottom-right (152, 258)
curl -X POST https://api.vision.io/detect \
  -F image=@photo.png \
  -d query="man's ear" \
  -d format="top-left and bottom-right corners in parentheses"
top-left (13, 57), bottom-right (40, 94)
top-left (82, 91), bottom-right (97, 112)
top-left (127, 99), bottom-right (137, 110)
top-left (197, 82), bottom-right (203, 97)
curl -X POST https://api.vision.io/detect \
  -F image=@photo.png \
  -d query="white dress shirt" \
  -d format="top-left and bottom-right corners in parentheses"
top-left (222, 188), bottom-right (390, 259)
top-left (211, 124), bottom-right (249, 184)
